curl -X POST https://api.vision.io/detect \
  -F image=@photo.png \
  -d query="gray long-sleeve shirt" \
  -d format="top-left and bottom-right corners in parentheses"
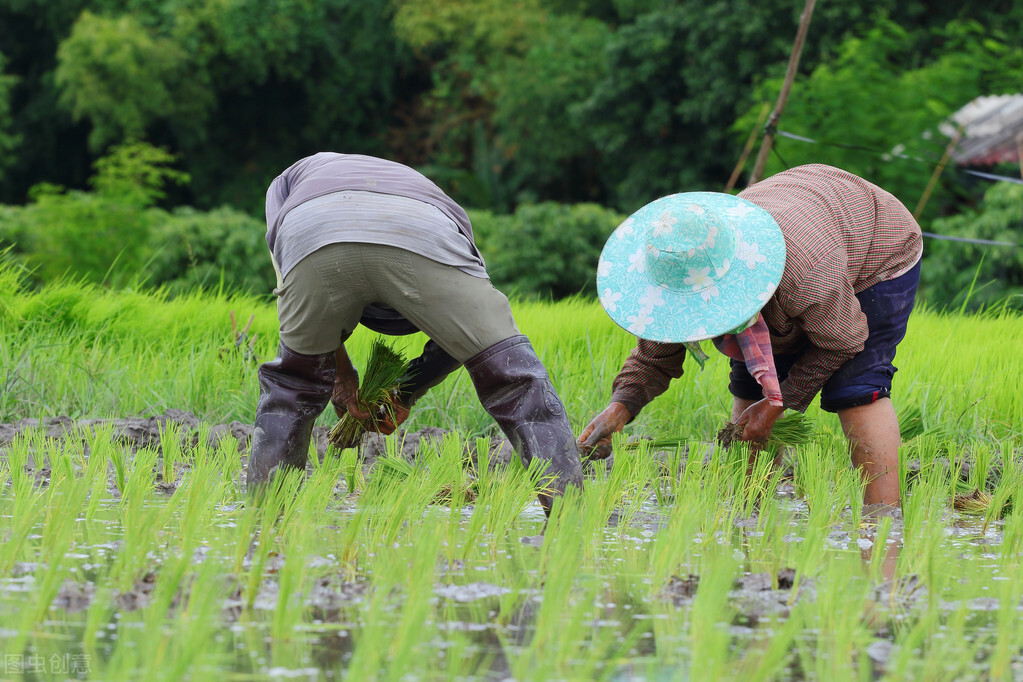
top-left (265, 152), bottom-right (486, 280)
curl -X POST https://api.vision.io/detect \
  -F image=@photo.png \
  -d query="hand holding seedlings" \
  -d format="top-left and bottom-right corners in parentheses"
top-left (577, 402), bottom-right (632, 460)
top-left (329, 341), bottom-right (410, 450)
top-left (733, 398), bottom-right (786, 451)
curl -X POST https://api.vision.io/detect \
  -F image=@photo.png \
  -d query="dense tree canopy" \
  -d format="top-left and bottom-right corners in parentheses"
top-left (3, 0), bottom-right (1020, 212)
top-left (1, 0), bottom-right (1021, 306)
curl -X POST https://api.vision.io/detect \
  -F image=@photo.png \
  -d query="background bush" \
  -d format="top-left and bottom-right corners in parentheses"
top-left (920, 181), bottom-right (1023, 311)
top-left (146, 206), bottom-right (274, 297)
top-left (471, 202), bottom-right (624, 299)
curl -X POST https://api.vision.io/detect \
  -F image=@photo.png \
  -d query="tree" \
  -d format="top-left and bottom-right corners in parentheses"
top-left (919, 180), bottom-right (1023, 311)
top-left (736, 19), bottom-right (1023, 224)
top-left (55, 11), bottom-right (209, 150)
top-left (0, 52), bottom-right (19, 184)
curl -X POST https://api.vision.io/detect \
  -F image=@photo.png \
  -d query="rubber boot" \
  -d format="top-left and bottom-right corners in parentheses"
top-left (247, 342), bottom-right (335, 495)
top-left (464, 335), bottom-right (584, 514)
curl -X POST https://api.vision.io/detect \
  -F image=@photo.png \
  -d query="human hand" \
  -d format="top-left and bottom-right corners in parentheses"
top-left (577, 402), bottom-right (632, 460)
top-left (362, 395), bottom-right (411, 436)
top-left (332, 366), bottom-right (369, 421)
top-left (734, 399), bottom-right (786, 450)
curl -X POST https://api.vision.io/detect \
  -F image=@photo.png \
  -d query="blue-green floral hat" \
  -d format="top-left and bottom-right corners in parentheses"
top-left (596, 192), bottom-right (785, 343)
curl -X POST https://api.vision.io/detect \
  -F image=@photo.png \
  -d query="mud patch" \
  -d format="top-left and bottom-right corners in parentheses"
top-left (716, 421), bottom-right (745, 448)
top-left (0, 409), bottom-right (515, 489)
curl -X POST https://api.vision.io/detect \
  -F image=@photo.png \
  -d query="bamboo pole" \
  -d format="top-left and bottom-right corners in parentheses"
top-left (913, 128), bottom-right (962, 221)
top-left (725, 103), bottom-right (770, 192)
top-left (748, 0), bottom-right (817, 186)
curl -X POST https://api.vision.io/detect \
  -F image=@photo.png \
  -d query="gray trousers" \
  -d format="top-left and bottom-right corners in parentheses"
top-left (275, 242), bottom-right (520, 361)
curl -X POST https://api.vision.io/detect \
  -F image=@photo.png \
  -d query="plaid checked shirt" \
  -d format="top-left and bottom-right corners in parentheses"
top-left (610, 164), bottom-right (923, 414)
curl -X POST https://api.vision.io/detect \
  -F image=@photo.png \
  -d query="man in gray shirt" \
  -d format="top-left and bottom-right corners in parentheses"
top-left (248, 152), bottom-right (583, 513)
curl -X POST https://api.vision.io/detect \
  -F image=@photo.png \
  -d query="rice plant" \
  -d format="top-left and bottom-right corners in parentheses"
top-left (2, 259), bottom-right (1023, 680)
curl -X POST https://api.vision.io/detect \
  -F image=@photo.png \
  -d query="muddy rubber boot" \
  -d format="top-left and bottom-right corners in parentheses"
top-left (464, 335), bottom-right (584, 514)
top-left (247, 342), bottom-right (336, 496)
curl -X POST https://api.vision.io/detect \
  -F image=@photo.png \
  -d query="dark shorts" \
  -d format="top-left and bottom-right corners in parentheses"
top-left (729, 260), bottom-right (920, 413)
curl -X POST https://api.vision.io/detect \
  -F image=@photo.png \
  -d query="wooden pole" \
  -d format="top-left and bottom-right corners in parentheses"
top-left (913, 128), bottom-right (962, 221)
top-left (725, 103), bottom-right (771, 192)
top-left (748, 0), bottom-right (817, 186)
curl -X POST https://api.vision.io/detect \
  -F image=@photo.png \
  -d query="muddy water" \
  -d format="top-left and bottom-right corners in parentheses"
top-left (0, 411), bottom-right (1015, 680)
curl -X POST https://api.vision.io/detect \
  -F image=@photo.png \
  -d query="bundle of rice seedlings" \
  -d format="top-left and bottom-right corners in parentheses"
top-left (621, 413), bottom-right (813, 452)
top-left (717, 413), bottom-right (813, 450)
top-left (328, 341), bottom-right (409, 450)
top-left (952, 484), bottom-right (994, 515)
top-left (897, 404), bottom-right (925, 441)
top-left (373, 455), bottom-right (477, 504)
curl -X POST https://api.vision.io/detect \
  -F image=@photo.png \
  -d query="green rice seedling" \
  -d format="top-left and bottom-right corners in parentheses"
top-left (100, 542), bottom-right (229, 681)
top-left (110, 497), bottom-right (182, 592)
top-left (345, 518), bottom-right (445, 680)
top-left (269, 517), bottom-right (317, 644)
top-left (986, 556), bottom-right (1023, 679)
top-left (229, 501), bottom-right (261, 577)
top-left (211, 431), bottom-right (242, 495)
top-left (900, 483), bottom-right (953, 613)
top-left (741, 499), bottom-right (795, 579)
top-left (121, 443), bottom-right (159, 502)
top-left (618, 412), bottom-right (813, 455)
top-left (336, 444), bottom-right (365, 495)
top-left (792, 442), bottom-right (853, 527)
top-left (158, 419), bottom-right (183, 485)
top-left (14, 455), bottom-right (92, 650)
top-left (108, 441), bottom-right (129, 495)
top-left (329, 340), bottom-right (409, 450)
top-left (504, 490), bottom-right (636, 681)
top-left (896, 403), bottom-right (925, 441)
top-left (864, 514), bottom-right (894, 583)
top-left (173, 447), bottom-right (228, 545)
top-left (735, 606), bottom-right (804, 681)
top-left (685, 547), bottom-right (741, 681)
top-left (802, 551), bottom-right (875, 682)
top-left (968, 442), bottom-right (1019, 530)
top-left (0, 434), bottom-right (46, 575)
top-left (730, 442), bottom-right (780, 517)
top-left (244, 466), bottom-right (304, 608)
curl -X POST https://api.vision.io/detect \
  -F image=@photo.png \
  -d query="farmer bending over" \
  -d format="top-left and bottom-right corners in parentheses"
top-left (247, 152), bottom-right (583, 513)
top-left (578, 164), bottom-right (922, 509)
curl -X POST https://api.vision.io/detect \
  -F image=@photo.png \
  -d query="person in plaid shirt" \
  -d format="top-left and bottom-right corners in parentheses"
top-left (579, 164), bottom-right (923, 509)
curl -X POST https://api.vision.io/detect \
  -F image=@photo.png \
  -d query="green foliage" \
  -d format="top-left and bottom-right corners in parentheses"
top-left (55, 11), bottom-right (209, 150)
top-left (0, 52), bottom-right (19, 184)
top-left (393, 0), bottom-right (545, 54)
top-left (471, 201), bottom-right (623, 299)
top-left (12, 185), bottom-right (155, 287)
top-left (145, 205), bottom-right (274, 296)
top-left (919, 181), bottom-right (1023, 311)
top-left (5, 141), bottom-right (191, 288)
top-left (90, 140), bottom-right (189, 205)
top-left (490, 15), bottom-right (610, 203)
top-left (576, 2), bottom-right (786, 211)
top-left (736, 19), bottom-right (1023, 223)
top-left (34, 0), bottom-right (411, 209)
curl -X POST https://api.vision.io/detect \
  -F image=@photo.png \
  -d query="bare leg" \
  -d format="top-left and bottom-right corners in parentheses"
top-left (838, 398), bottom-right (901, 507)
top-left (731, 397), bottom-right (756, 421)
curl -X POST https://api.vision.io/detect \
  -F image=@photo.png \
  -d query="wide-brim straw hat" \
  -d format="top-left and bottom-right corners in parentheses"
top-left (596, 192), bottom-right (785, 343)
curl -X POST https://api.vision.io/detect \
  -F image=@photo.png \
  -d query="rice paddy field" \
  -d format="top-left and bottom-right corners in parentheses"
top-left (1, 258), bottom-right (1022, 681)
